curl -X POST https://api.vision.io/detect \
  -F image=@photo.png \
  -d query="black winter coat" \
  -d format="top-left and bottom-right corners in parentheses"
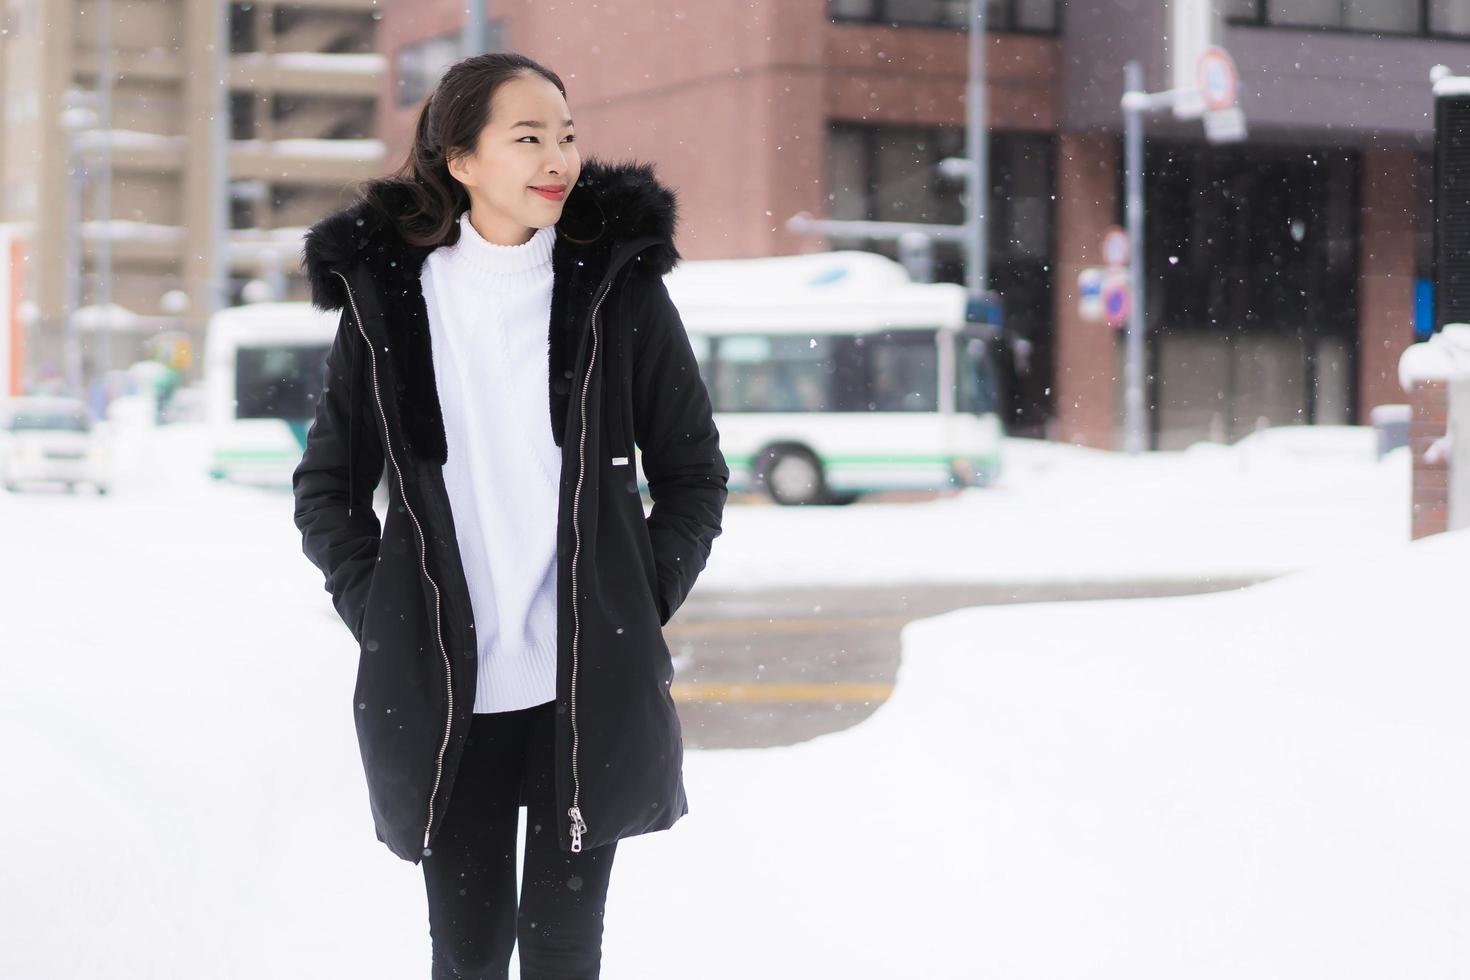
top-left (292, 156), bottom-right (729, 863)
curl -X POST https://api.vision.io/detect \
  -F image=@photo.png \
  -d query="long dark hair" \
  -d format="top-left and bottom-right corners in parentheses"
top-left (356, 52), bottom-right (568, 248)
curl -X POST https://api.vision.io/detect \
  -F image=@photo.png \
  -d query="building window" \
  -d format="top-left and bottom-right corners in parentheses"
top-left (1431, 0), bottom-right (1470, 35)
top-left (829, 0), bottom-right (1057, 33)
top-left (229, 3), bottom-right (257, 53)
top-left (396, 34), bottom-right (461, 107)
top-left (229, 92), bottom-right (256, 140)
top-left (1228, 0), bottom-right (1470, 39)
top-left (1144, 140), bottom-right (1359, 337)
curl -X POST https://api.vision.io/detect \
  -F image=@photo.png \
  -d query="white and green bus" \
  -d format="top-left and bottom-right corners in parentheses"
top-left (650, 249), bottom-right (1004, 505)
top-left (204, 301), bottom-right (341, 488)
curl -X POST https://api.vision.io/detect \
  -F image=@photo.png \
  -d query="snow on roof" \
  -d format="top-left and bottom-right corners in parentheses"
top-left (665, 250), bottom-right (917, 294)
top-left (663, 250), bottom-right (970, 330)
top-left (1433, 75), bottom-right (1470, 98)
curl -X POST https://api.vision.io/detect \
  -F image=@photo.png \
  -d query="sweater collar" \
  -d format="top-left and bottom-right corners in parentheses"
top-left (444, 211), bottom-right (556, 284)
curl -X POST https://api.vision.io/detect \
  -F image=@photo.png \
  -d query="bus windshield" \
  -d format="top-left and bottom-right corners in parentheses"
top-left (235, 344), bottom-right (329, 420)
top-left (954, 333), bottom-right (1000, 416)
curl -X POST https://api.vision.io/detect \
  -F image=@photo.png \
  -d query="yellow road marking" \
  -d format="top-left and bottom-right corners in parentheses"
top-left (671, 682), bottom-right (892, 703)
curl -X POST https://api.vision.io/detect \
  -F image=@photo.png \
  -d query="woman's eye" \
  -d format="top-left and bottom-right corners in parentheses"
top-left (519, 135), bottom-right (576, 143)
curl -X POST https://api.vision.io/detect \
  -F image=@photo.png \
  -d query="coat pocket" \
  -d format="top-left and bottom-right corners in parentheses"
top-left (356, 558), bottom-right (383, 646)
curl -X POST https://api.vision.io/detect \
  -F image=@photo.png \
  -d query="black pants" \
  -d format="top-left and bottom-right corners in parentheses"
top-left (423, 699), bottom-right (617, 979)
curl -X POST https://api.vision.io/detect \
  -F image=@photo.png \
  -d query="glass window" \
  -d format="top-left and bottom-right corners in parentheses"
top-left (236, 345), bottom-right (329, 420)
top-left (1417, 152), bottom-right (1435, 280)
top-left (826, 127), bottom-right (869, 222)
top-left (1145, 141), bottom-right (1359, 338)
top-left (6, 408), bottom-right (89, 432)
top-left (229, 3), bottom-right (257, 54)
top-left (1344, 0), bottom-right (1417, 32)
top-left (863, 124), bottom-right (965, 225)
top-left (955, 334), bottom-right (1000, 416)
top-left (709, 335), bottom-right (834, 413)
top-left (1240, 0), bottom-right (1429, 33)
top-left (1431, 0), bottom-right (1470, 35)
top-left (1014, 0), bottom-right (1055, 31)
top-left (829, 0), bottom-right (1056, 32)
top-left (1222, 0), bottom-right (1260, 19)
top-left (883, 0), bottom-right (948, 23)
top-left (865, 331), bottom-right (938, 412)
top-left (992, 133), bottom-right (1052, 259)
top-left (395, 34), bottom-right (460, 107)
top-left (1272, 0), bottom-right (1344, 28)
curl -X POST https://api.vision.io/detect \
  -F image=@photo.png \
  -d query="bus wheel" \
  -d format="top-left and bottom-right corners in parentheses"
top-left (757, 445), bottom-right (827, 506)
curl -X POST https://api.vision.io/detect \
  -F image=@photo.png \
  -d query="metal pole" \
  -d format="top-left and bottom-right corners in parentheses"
top-left (464, 0), bottom-right (486, 55)
top-left (62, 126), bottom-right (83, 398)
top-left (966, 0), bottom-right (989, 296)
top-left (208, 0), bottom-right (230, 320)
top-left (95, 0), bottom-right (114, 388)
top-left (1123, 60), bottom-right (1147, 455)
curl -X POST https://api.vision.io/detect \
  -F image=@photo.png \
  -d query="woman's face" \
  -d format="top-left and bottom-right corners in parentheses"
top-left (446, 72), bottom-right (581, 246)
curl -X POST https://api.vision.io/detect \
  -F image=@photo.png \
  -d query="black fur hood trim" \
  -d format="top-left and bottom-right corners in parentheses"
top-left (295, 155), bottom-right (682, 465)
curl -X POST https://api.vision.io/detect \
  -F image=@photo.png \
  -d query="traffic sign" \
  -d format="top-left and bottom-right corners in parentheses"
top-left (1197, 46), bottom-right (1239, 112)
top-left (1102, 273), bottom-right (1131, 328)
top-left (1102, 227), bottom-right (1131, 268)
top-left (1078, 267), bottom-right (1105, 322)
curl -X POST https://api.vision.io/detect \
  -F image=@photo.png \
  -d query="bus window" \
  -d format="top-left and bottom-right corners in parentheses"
top-left (710, 334), bottom-right (833, 412)
top-left (236, 344), bottom-right (328, 420)
top-left (864, 331), bottom-right (938, 412)
top-left (955, 334), bottom-right (1000, 416)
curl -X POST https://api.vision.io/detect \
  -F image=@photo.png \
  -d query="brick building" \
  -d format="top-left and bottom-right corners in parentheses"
top-left (373, 0), bottom-right (1470, 448)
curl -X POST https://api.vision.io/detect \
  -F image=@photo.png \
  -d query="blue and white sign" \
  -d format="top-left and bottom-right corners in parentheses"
top-left (1078, 267), bottom-right (1106, 322)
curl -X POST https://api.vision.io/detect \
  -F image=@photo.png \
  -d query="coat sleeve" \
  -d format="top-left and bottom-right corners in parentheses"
top-left (292, 307), bottom-right (386, 643)
top-left (630, 274), bottom-right (730, 626)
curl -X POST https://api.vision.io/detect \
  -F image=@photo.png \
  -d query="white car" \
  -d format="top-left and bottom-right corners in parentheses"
top-left (0, 396), bottom-right (112, 494)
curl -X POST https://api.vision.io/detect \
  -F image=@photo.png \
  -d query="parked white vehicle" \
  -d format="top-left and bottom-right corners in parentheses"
top-left (0, 395), bottom-right (112, 494)
top-left (658, 249), bottom-right (1004, 505)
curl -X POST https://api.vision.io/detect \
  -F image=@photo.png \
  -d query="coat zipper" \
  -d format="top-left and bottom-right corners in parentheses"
top-left (567, 278), bottom-right (606, 853)
top-left (568, 245), bottom-right (658, 853)
top-left (332, 269), bottom-right (455, 858)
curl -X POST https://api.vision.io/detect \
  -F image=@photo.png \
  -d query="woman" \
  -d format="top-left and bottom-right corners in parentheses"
top-left (292, 51), bottom-right (728, 978)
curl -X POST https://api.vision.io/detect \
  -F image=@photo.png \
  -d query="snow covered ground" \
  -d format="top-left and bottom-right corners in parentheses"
top-left (3, 420), bottom-right (1459, 978)
top-left (707, 424), bottom-right (1411, 589)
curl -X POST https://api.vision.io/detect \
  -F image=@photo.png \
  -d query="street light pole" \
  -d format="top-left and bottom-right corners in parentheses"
top-left (966, 0), bottom-right (989, 297)
top-left (1122, 59), bottom-right (1147, 455)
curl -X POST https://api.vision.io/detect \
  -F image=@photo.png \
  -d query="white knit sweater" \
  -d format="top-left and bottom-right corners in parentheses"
top-left (421, 212), bottom-right (560, 713)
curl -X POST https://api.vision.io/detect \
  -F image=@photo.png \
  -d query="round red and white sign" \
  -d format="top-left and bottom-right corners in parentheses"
top-left (1102, 227), bottom-right (1131, 268)
top-left (1197, 46), bottom-right (1239, 112)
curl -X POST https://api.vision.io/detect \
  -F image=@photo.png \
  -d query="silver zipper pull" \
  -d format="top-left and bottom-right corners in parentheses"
top-left (568, 805), bottom-right (587, 853)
